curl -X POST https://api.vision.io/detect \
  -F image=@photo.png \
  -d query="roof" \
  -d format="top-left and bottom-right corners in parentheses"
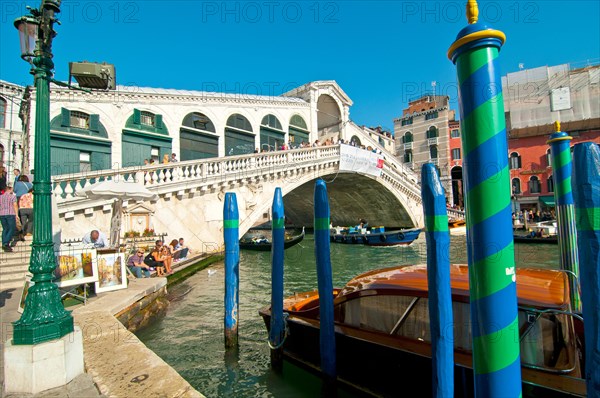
top-left (338, 264), bottom-right (569, 309)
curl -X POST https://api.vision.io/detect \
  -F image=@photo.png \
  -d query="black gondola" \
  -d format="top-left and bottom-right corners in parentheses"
top-left (239, 227), bottom-right (305, 251)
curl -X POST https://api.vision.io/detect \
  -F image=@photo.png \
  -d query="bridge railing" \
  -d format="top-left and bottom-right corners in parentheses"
top-left (51, 145), bottom-right (343, 203)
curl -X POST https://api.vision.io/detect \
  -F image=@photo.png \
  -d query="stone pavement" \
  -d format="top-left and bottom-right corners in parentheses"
top-left (1, 269), bottom-right (207, 397)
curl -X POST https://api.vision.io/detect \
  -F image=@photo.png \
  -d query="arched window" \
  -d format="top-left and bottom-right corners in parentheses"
top-left (426, 126), bottom-right (438, 139)
top-left (403, 132), bottom-right (413, 143)
top-left (512, 178), bottom-right (521, 195)
top-left (260, 114), bottom-right (284, 151)
top-left (225, 114), bottom-right (254, 156)
top-left (0, 97), bottom-right (6, 129)
top-left (547, 175), bottom-right (554, 193)
top-left (509, 152), bottom-right (522, 169)
top-left (429, 145), bottom-right (438, 159)
top-left (529, 176), bottom-right (541, 194)
top-left (289, 115), bottom-right (309, 147)
top-left (180, 112), bottom-right (218, 161)
top-left (546, 148), bottom-right (552, 168)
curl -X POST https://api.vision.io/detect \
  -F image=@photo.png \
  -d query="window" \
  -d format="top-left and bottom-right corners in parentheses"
top-left (426, 126), bottom-right (438, 139)
top-left (403, 132), bottom-right (413, 143)
top-left (261, 114), bottom-right (283, 130)
top-left (70, 111), bottom-right (89, 129)
top-left (547, 175), bottom-right (554, 193)
top-left (79, 151), bottom-right (91, 173)
top-left (512, 178), bottom-right (521, 195)
top-left (425, 111), bottom-right (438, 120)
top-left (0, 97), bottom-right (6, 129)
top-left (140, 111), bottom-right (155, 127)
top-left (451, 129), bottom-right (460, 138)
top-left (150, 147), bottom-right (160, 162)
top-left (546, 148), bottom-right (552, 168)
top-left (401, 117), bottom-right (413, 126)
top-left (529, 176), bottom-right (541, 194)
top-left (430, 145), bottom-right (438, 159)
top-left (451, 148), bottom-right (461, 160)
top-left (404, 150), bottom-right (413, 163)
top-left (509, 152), bottom-right (522, 169)
top-left (290, 115), bottom-right (308, 130)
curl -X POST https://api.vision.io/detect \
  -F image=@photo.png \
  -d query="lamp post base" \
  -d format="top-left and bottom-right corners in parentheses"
top-left (4, 326), bottom-right (84, 394)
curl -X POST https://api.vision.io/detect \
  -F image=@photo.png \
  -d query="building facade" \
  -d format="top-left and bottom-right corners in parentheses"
top-left (393, 95), bottom-right (456, 205)
top-left (12, 80), bottom-right (355, 177)
top-left (503, 62), bottom-right (600, 213)
top-left (0, 81), bottom-right (27, 178)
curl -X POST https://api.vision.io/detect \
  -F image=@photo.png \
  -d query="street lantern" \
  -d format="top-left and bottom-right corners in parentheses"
top-left (12, 0), bottom-right (74, 345)
top-left (14, 16), bottom-right (39, 62)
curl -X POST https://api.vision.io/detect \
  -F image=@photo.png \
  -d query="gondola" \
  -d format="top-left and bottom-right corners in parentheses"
top-left (239, 227), bottom-right (305, 251)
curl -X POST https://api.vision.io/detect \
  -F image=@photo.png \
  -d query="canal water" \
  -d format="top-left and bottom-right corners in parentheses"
top-left (137, 233), bottom-right (559, 397)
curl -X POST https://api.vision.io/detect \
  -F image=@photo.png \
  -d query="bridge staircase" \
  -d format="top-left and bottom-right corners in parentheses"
top-left (0, 237), bottom-right (32, 291)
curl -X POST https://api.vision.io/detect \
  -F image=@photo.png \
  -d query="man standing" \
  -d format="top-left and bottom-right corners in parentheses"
top-left (13, 169), bottom-right (21, 186)
top-left (82, 229), bottom-right (108, 248)
top-left (0, 185), bottom-right (18, 252)
top-left (170, 153), bottom-right (179, 162)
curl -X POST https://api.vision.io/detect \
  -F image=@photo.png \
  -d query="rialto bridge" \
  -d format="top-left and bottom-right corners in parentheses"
top-left (2, 79), bottom-right (463, 253)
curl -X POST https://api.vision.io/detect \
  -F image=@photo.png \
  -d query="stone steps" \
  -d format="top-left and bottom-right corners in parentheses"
top-left (0, 238), bottom-right (33, 291)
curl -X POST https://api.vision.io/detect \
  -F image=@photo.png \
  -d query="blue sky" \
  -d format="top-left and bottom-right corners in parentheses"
top-left (1, 1), bottom-right (599, 131)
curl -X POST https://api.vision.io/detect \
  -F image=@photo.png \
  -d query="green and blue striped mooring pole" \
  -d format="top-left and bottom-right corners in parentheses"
top-left (421, 164), bottom-right (454, 398)
top-left (224, 192), bottom-right (240, 348)
top-left (314, 179), bottom-right (336, 379)
top-left (547, 122), bottom-right (581, 312)
top-left (448, 1), bottom-right (521, 396)
top-left (572, 142), bottom-right (600, 396)
top-left (269, 188), bottom-right (286, 369)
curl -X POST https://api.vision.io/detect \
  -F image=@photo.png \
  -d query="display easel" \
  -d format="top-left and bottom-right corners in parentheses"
top-left (58, 283), bottom-right (90, 305)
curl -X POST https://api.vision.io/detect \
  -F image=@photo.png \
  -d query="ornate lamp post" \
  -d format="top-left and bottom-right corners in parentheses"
top-left (12, 0), bottom-right (74, 345)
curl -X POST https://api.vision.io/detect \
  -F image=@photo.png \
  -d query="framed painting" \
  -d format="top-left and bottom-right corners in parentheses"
top-left (18, 273), bottom-right (34, 313)
top-left (95, 248), bottom-right (127, 293)
top-left (53, 246), bottom-right (99, 288)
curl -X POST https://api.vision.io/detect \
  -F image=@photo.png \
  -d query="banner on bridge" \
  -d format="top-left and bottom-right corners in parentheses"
top-left (339, 144), bottom-right (383, 177)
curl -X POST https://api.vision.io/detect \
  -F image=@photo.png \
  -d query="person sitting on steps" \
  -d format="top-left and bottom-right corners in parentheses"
top-left (127, 248), bottom-right (152, 278)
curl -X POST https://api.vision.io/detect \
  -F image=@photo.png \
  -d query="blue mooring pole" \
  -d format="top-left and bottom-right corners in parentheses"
top-left (421, 164), bottom-right (454, 397)
top-left (224, 192), bottom-right (240, 348)
top-left (572, 142), bottom-right (600, 397)
top-left (314, 179), bottom-right (336, 379)
top-left (269, 188), bottom-right (285, 369)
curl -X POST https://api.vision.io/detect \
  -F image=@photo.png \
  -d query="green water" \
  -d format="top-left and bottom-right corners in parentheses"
top-left (136, 234), bottom-right (559, 397)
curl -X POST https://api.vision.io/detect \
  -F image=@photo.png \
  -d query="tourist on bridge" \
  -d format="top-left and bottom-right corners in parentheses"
top-left (0, 184), bottom-right (18, 252)
top-left (82, 229), bottom-right (108, 248)
top-left (170, 153), bottom-right (178, 162)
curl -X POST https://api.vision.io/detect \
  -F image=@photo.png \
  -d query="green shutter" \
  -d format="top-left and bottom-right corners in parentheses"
top-left (89, 114), bottom-right (99, 131)
top-left (155, 114), bottom-right (163, 129)
top-left (61, 108), bottom-right (71, 127)
top-left (133, 109), bottom-right (141, 125)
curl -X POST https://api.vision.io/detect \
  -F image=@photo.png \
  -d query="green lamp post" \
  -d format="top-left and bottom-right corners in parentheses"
top-left (12, 0), bottom-right (74, 345)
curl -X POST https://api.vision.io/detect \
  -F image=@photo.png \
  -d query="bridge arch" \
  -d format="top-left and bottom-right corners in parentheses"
top-left (238, 168), bottom-right (422, 235)
top-left (259, 114), bottom-right (285, 151)
top-left (317, 94), bottom-right (342, 137)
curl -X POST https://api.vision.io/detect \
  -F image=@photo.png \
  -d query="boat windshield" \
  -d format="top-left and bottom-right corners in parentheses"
top-left (335, 294), bottom-right (578, 373)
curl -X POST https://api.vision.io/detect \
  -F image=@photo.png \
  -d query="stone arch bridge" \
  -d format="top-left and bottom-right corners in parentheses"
top-left (54, 145), bottom-right (461, 253)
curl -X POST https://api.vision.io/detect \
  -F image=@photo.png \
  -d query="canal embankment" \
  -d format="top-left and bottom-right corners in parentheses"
top-left (2, 254), bottom-right (223, 397)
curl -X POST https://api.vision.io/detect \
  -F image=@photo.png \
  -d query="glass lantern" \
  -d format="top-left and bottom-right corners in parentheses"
top-left (14, 16), bottom-right (39, 62)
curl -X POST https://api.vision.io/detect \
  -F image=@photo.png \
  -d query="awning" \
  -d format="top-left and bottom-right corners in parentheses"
top-left (539, 196), bottom-right (555, 207)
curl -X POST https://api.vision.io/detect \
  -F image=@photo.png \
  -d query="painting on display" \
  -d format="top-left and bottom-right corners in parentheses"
top-left (18, 273), bottom-right (34, 313)
top-left (53, 246), bottom-right (99, 288)
top-left (95, 249), bottom-right (127, 293)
